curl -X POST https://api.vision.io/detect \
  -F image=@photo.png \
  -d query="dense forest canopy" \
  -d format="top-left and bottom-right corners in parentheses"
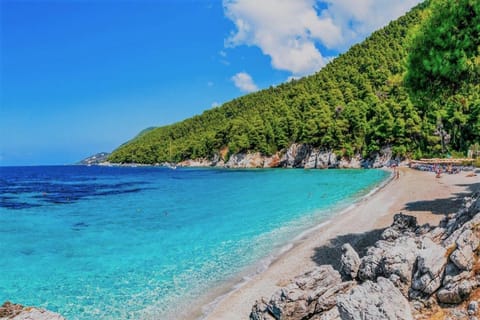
top-left (108, 0), bottom-right (480, 164)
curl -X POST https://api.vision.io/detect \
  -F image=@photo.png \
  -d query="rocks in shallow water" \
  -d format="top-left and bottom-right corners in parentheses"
top-left (0, 301), bottom-right (65, 320)
top-left (340, 244), bottom-right (360, 280)
top-left (337, 277), bottom-right (413, 320)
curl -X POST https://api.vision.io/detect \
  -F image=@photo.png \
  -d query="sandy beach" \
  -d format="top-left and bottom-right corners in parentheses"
top-left (200, 167), bottom-right (479, 319)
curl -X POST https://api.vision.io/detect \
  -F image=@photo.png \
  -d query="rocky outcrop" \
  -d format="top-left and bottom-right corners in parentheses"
top-left (177, 144), bottom-right (397, 169)
top-left (339, 244), bottom-right (361, 280)
top-left (250, 266), bottom-right (355, 320)
top-left (78, 152), bottom-right (110, 165)
top-left (250, 192), bottom-right (480, 320)
top-left (0, 301), bottom-right (64, 320)
top-left (337, 277), bottom-right (413, 320)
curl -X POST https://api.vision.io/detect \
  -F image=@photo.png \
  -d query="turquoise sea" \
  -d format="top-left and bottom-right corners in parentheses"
top-left (0, 166), bottom-right (388, 319)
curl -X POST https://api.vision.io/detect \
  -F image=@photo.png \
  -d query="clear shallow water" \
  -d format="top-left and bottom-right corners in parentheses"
top-left (0, 166), bottom-right (388, 319)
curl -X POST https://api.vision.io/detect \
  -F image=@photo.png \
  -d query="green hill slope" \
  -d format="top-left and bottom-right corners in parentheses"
top-left (109, 0), bottom-right (479, 164)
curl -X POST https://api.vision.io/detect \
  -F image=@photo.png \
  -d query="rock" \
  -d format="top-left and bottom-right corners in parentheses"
top-left (312, 281), bottom-right (356, 314)
top-left (177, 158), bottom-right (213, 167)
top-left (450, 245), bottom-right (475, 271)
top-left (337, 277), bottom-right (413, 320)
top-left (392, 213), bottom-right (418, 231)
top-left (370, 146), bottom-right (393, 168)
top-left (469, 301), bottom-right (479, 311)
top-left (249, 193), bottom-right (480, 320)
top-left (469, 301), bottom-right (478, 315)
top-left (437, 279), bottom-right (476, 304)
top-left (250, 265), bottom-right (346, 320)
top-left (358, 234), bottom-right (419, 293)
top-left (358, 246), bottom-right (383, 281)
top-left (304, 149), bottom-right (318, 169)
top-left (315, 151), bottom-right (338, 169)
top-left (443, 263), bottom-right (467, 285)
top-left (225, 152), bottom-right (266, 168)
top-left (250, 300), bottom-right (274, 320)
top-left (411, 238), bottom-right (448, 295)
top-left (337, 155), bottom-right (361, 169)
top-left (379, 237), bottom-right (419, 291)
top-left (310, 306), bottom-right (340, 320)
top-left (340, 244), bottom-right (361, 280)
top-left (0, 301), bottom-right (65, 320)
top-left (280, 144), bottom-right (312, 168)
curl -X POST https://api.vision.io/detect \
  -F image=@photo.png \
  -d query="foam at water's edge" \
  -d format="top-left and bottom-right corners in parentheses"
top-left (198, 169), bottom-right (394, 319)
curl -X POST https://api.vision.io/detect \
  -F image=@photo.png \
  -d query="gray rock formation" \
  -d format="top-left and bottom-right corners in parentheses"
top-left (337, 277), bottom-right (413, 320)
top-left (411, 238), bottom-right (448, 295)
top-left (177, 143), bottom-right (395, 169)
top-left (0, 302), bottom-right (65, 320)
top-left (340, 244), bottom-right (361, 280)
top-left (250, 192), bottom-right (480, 320)
top-left (250, 266), bottom-right (354, 320)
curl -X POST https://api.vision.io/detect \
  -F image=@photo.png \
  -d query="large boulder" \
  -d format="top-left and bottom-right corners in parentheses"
top-left (337, 277), bottom-right (413, 320)
top-left (437, 278), bottom-right (476, 304)
top-left (358, 234), bottom-right (419, 293)
top-left (411, 238), bottom-right (448, 295)
top-left (250, 266), bottom-right (352, 320)
top-left (450, 245), bottom-right (475, 271)
top-left (340, 244), bottom-right (361, 280)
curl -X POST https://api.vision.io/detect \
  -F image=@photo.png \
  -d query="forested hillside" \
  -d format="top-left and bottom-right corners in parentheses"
top-left (108, 0), bottom-right (479, 164)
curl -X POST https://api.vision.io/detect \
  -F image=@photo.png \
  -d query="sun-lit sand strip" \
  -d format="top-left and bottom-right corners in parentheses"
top-left (197, 167), bottom-right (479, 319)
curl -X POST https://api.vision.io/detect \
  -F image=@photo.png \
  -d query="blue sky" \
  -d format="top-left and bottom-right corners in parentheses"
top-left (0, 0), bottom-right (420, 166)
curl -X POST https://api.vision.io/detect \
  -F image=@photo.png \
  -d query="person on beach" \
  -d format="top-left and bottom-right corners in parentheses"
top-left (436, 167), bottom-right (442, 178)
top-left (392, 163), bottom-right (399, 179)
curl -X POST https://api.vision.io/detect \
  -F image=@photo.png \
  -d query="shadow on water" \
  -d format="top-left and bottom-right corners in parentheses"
top-left (404, 182), bottom-right (480, 216)
top-left (311, 228), bottom-right (385, 270)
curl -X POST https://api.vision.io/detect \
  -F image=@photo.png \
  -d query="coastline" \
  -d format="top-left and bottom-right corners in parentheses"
top-left (195, 167), bottom-right (479, 319)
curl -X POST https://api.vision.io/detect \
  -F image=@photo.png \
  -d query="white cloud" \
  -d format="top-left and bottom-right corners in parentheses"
top-left (211, 101), bottom-right (220, 108)
top-left (231, 72), bottom-right (258, 93)
top-left (321, 0), bottom-right (422, 47)
top-left (223, 0), bottom-right (421, 76)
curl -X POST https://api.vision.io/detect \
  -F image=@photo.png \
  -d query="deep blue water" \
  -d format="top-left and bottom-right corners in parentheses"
top-left (0, 166), bottom-right (388, 319)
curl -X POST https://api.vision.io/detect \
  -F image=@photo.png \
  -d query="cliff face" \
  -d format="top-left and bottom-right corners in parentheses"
top-left (177, 144), bottom-right (396, 169)
top-left (250, 192), bottom-right (480, 320)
